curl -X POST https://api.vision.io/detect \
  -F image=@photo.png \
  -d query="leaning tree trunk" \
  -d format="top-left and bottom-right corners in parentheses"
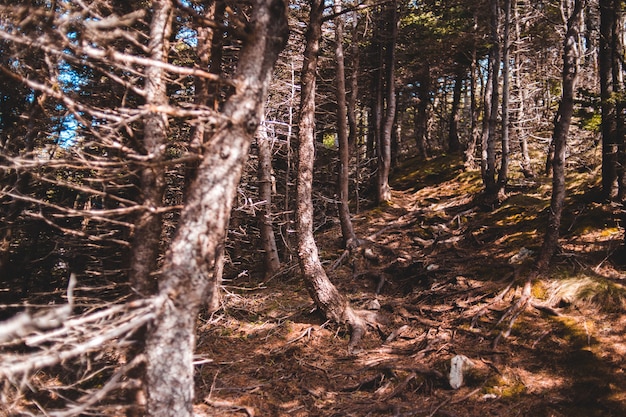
top-left (333, 0), bottom-right (357, 247)
top-left (128, 0), bottom-right (171, 297)
top-left (296, 0), bottom-right (365, 352)
top-left (536, 0), bottom-right (584, 272)
top-left (143, 1), bottom-right (288, 415)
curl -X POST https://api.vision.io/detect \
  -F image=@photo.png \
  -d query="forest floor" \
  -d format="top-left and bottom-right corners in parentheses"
top-left (193, 154), bottom-right (626, 417)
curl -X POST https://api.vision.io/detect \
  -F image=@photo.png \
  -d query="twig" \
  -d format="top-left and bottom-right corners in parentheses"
top-left (48, 355), bottom-right (144, 417)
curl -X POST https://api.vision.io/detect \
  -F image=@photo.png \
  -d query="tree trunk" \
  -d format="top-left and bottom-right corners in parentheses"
top-left (347, 13), bottom-right (362, 214)
top-left (448, 68), bottom-right (463, 154)
top-left (143, 0), bottom-right (288, 415)
top-left (599, 0), bottom-right (619, 200)
top-left (537, 0), bottom-right (584, 272)
top-left (377, 1), bottom-right (398, 204)
top-left (513, 0), bottom-right (534, 178)
top-left (257, 120), bottom-right (281, 278)
top-left (128, 0), bottom-right (172, 297)
top-left (497, 0), bottom-right (511, 193)
top-left (484, 0), bottom-right (500, 196)
top-left (480, 52), bottom-right (494, 187)
top-left (334, 0), bottom-right (357, 248)
top-left (415, 64), bottom-right (431, 159)
top-left (465, 14), bottom-right (480, 170)
top-left (347, 12), bottom-right (361, 152)
top-left (296, 0), bottom-right (365, 352)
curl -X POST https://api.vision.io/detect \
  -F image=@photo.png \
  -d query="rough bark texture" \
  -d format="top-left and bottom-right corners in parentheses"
top-left (129, 0), bottom-right (172, 297)
top-left (143, 0), bottom-right (288, 415)
top-left (334, 0), bottom-right (357, 248)
top-left (257, 121), bottom-right (281, 278)
top-left (296, 0), bottom-right (365, 352)
top-left (537, 0), bottom-right (584, 272)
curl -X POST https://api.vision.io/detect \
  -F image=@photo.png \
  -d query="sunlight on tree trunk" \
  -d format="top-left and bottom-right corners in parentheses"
top-left (143, 0), bottom-right (288, 414)
top-left (377, 1), bottom-right (398, 204)
top-left (296, 0), bottom-right (365, 352)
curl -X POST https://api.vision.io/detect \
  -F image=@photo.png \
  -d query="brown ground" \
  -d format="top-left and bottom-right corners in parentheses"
top-left (193, 155), bottom-right (626, 417)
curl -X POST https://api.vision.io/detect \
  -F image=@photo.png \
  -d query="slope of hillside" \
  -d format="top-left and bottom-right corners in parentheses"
top-left (193, 154), bottom-right (626, 417)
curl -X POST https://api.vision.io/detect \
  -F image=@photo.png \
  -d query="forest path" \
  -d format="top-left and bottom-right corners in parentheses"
top-left (194, 154), bottom-right (626, 417)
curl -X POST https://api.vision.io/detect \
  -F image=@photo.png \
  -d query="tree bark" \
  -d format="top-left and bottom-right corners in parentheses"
top-left (497, 0), bottom-right (511, 194)
top-left (296, 0), bottom-right (365, 352)
top-left (480, 52), bottom-right (494, 186)
top-left (599, 0), bottom-right (619, 200)
top-left (537, 0), bottom-right (584, 272)
top-left (448, 68), bottom-right (463, 154)
top-left (143, 0), bottom-right (288, 415)
top-left (465, 14), bottom-right (480, 170)
top-left (513, 0), bottom-right (534, 178)
top-left (484, 0), bottom-right (500, 196)
top-left (333, 0), bottom-right (357, 248)
top-left (128, 0), bottom-right (172, 297)
top-left (416, 64), bottom-right (431, 158)
top-left (377, 1), bottom-right (398, 204)
top-left (257, 120), bottom-right (281, 278)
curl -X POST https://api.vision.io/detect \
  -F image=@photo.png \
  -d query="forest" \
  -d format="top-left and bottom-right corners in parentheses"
top-left (0, 0), bottom-right (625, 416)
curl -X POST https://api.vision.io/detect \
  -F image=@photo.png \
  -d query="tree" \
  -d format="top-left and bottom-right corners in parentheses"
top-left (143, 0), bottom-right (289, 414)
top-left (483, 0), bottom-right (501, 196)
top-left (376, 1), bottom-right (398, 204)
top-left (599, 0), bottom-right (621, 200)
top-left (128, 0), bottom-right (171, 298)
top-left (447, 66), bottom-right (464, 154)
top-left (333, 0), bottom-right (358, 247)
top-left (497, 0), bottom-right (512, 193)
top-left (536, 0), bottom-right (585, 271)
top-left (296, 0), bottom-right (365, 352)
top-left (257, 118), bottom-right (281, 278)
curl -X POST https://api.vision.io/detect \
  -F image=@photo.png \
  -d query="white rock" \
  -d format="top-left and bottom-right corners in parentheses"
top-left (449, 354), bottom-right (474, 389)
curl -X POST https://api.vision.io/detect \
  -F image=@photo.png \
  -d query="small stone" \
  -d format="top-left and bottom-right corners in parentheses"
top-left (449, 354), bottom-right (474, 389)
top-left (426, 264), bottom-right (440, 271)
top-left (366, 298), bottom-right (381, 310)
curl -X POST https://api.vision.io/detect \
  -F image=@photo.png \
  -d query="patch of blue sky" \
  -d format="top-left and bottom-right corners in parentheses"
top-left (58, 60), bottom-right (87, 93)
top-left (176, 26), bottom-right (198, 48)
top-left (56, 113), bottom-right (80, 148)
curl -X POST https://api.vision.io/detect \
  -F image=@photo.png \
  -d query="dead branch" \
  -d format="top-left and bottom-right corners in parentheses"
top-left (0, 294), bottom-right (163, 380)
top-left (0, 274), bottom-right (75, 344)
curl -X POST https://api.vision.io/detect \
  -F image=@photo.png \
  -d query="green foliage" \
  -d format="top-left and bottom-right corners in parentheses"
top-left (322, 132), bottom-right (336, 149)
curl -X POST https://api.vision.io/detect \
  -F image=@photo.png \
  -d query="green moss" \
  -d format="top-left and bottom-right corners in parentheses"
top-left (532, 281), bottom-right (548, 300)
top-left (483, 374), bottom-right (527, 398)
